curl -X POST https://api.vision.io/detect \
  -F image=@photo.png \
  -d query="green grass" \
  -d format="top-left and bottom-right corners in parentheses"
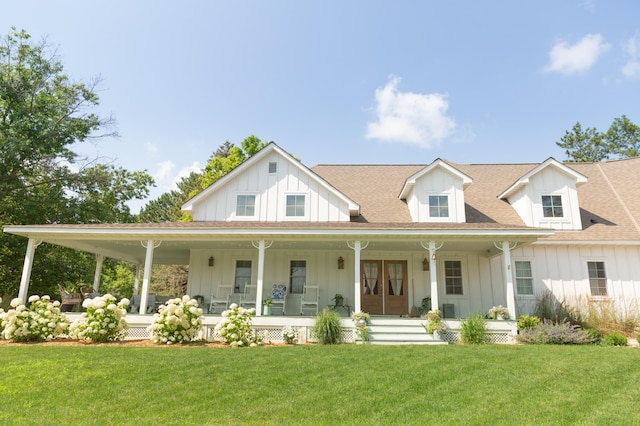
top-left (2, 344), bottom-right (640, 425)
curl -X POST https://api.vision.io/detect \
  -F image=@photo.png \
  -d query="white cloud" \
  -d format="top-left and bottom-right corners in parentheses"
top-left (622, 35), bottom-right (640, 78)
top-left (544, 33), bottom-right (611, 75)
top-left (366, 76), bottom-right (456, 148)
top-left (170, 162), bottom-right (202, 191)
top-left (154, 160), bottom-right (175, 184)
top-left (153, 160), bottom-right (202, 192)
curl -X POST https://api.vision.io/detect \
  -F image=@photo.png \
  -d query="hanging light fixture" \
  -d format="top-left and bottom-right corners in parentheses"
top-left (208, 256), bottom-right (215, 267)
top-left (422, 258), bottom-right (429, 271)
top-left (338, 256), bottom-right (344, 270)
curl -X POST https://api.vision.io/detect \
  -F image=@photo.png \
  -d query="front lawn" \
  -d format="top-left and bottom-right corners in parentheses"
top-left (1, 344), bottom-right (639, 425)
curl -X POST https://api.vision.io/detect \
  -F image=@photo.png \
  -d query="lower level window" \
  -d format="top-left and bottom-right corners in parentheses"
top-left (444, 260), bottom-right (463, 295)
top-left (290, 260), bottom-right (306, 294)
top-left (515, 261), bottom-right (534, 295)
top-left (587, 261), bottom-right (607, 296)
top-left (234, 260), bottom-right (252, 293)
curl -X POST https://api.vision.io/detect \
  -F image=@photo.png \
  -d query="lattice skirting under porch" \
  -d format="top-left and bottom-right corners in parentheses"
top-left (204, 325), bottom-right (356, 344)
top-left (441, 330), bottom-right (515, 344)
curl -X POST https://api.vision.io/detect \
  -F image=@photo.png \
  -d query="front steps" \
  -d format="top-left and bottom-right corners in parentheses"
top-left (360, 317), bottom-right (448, 345)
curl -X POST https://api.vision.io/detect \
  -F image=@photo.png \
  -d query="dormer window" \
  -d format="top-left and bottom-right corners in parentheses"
top-left (542, 195), bottom-right (563, 218)
top-left (429, 195), bottom-right (449, 218)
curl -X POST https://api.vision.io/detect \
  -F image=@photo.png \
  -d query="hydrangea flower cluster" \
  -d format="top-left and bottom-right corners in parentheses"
top-left (215, 303), bottom-right (262, 347)
top-left (148, 295), bottom-right (203, 344)
top-left (0, 295), bottom-right (70, 342)
top-left (282, 326), bottom-right (300, 344)
top-left (69, 294), bottom-right (130, 342)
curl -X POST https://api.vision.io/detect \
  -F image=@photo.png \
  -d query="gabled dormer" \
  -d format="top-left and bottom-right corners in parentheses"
top-left (399, 159), bottom-right (472, 223)
top-left (498, 158), bottom-right (587, 230)
top-left (182, 143), bottom-right (360, 222)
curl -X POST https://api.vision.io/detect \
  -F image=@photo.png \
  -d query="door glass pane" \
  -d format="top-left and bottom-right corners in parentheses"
top-left (290, 260), bottom-right (306, 294)
top-left (363, 262), bottom-right (379, 295)
top-left (387, 262), bottom-right (403, 296)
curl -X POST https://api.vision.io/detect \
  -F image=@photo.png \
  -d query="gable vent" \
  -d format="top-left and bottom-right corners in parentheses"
top-left (268, 162), bottom-right (277, 174)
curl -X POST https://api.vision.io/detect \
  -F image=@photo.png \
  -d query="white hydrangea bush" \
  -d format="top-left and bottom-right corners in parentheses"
top-left (215, 303), bottom-right (262, 347)
top-left (69, 294), bottom-right (130, 342)
top-left (148, 295), bottom-right (203, 344)
top-left (1, 295), bottom-right (70, 342)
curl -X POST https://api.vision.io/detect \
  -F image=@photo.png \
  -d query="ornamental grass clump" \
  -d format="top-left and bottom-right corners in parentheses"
top-left (148, 295), bottom-right (204, 344)
top-left (215, 303), bottom-right (261, 347)
top-left (460, 312), bottom-right (488, 344)
top-left (0, 295), bottom-right (69, 342)
top-left (69, 294), bottom-right (130, 342)
top-left (311, 308), bottom-right (344, 344)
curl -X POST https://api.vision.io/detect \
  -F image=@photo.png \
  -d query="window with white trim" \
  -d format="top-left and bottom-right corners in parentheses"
top-left (234, 260), bottom-right (252, 294)
top-left (542, 195), bottom-right (563, 218)
top-left (286, 195), bottom-right (305, 217)
top-left (429, 195), bottom-right (449, 218)
top-left (587, 261), bottom-right (607, 296)
top-left (514, 261), bottom-right (534, 296)
top-left (289, 260), bottom-right (306, 294)
top-left (444, 260), bottom-right (463, 295)
top-left (236, 194), bottom-right (256, 217)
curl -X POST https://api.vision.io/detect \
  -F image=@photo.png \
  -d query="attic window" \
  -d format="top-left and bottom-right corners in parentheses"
top-left (268, 162), bottom-right (277, 174)
top-left (428, 195), bottom-right (449, 218)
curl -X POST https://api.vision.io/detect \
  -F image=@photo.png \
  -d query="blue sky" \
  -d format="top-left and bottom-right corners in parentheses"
top-left (3, 1), bottom-right (639, 211)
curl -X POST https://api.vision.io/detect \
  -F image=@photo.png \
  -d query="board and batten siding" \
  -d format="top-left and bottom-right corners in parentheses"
top-left (406, 167), bottom-right (466, 223)
top-left (513, 244), bottom-right (640, 315)
top-left (191, 153), bottom-right (351, 222)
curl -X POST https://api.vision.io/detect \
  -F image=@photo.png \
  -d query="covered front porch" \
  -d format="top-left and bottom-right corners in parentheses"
top-left (5, 222), bottom-right (552, 323)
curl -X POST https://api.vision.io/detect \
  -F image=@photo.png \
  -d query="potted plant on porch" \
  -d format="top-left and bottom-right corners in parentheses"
top-left (489, 305), bottom-right (509, 320)
top-left (332, 293), bottom-right (344, 306)
top-left (262, 298), bottom-right (272, 316)
top-left (351, 311), bottom-right (371, 328)
top-left (424, 308), bottom-right (446, 337)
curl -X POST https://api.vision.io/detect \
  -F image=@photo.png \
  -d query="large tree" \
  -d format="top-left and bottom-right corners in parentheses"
top-left (0, 29), bottom-right (153, 298)
top-left (556, 115), bottom-right (640, 162)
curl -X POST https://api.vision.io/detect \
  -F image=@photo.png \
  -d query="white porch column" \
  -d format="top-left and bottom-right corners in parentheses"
top-left (496, 241), bottom-right (517, 320)
top-left (140, 240), bottom-right (160, 314)
top-left (18, 238), bottom-right (41, 301)
top-left (133, 264), bottom-right (141, 296)
top-left (421, 241), bottom-right (443, 312)
top-left (93, 254), bottom-right (104, 292)
top-left (347, 240), bottom-right (367, 313)
top-left (252, 240), bottom-right (272, 317)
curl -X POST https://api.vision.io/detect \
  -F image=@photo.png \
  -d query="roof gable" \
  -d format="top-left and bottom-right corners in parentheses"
top-left (399, 158), bottom-right (472, 200)
top-left (182, 142), bottom-right (360, 217)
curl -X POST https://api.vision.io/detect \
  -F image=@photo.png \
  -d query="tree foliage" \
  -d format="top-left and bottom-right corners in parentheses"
top-left (556, 115), bottom-right (640, 162)
top-left (0, 28), bottom-right (153, 297)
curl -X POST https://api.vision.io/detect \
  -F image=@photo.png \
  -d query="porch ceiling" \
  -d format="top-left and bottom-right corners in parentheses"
top-left (4, 224), bottom-right (548, 265)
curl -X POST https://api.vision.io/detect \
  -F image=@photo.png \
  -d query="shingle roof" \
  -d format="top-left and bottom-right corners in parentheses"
top-left (312, 157), bottom-right (640, 242)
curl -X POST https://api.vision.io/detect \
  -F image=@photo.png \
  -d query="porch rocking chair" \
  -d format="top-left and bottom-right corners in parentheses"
top-left (209, 285), bottom-right (233, 314)
top-left (240, 284), bottom-right (257, 310)
top-left (58, 284), bottom-right (82, 312)
top-left (270, 284), bottom-right (287, 315)
top-left (300, 284), bottom-right (319, 315)
top-left (79, 286), bottom-right (99, 301)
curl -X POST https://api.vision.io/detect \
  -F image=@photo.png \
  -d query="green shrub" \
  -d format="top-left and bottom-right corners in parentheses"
top-left (312, 308), bottom-right (344, 344)
top-left (516, 320), bottom-right (598, 345)
top-left (584, 328), bottom-right (602, 343)
top-left (516, 314), bottom-right (540, 330)
top-left (535, 291), bottom-right (583, 325)
top-left (460, 312), bottom-right (488, 344)
top-left (603, 332), bottom-right (628, 347)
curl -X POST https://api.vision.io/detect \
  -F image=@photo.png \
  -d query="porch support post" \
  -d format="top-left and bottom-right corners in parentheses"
top-left (140, 240), bottom-right (160, 314)
top-left (93, 254), bottom-right (104, 292)
top-left (18, 238), bottom-right (41, 302)
top-left (133, 264), bottom-right (141, 296)
top-left (353, 241), bottom-right (362, 313)
top-left (422, 241), bottom-right (443, 312)
top-left (256, 240), bottom-right (266, 317)
top-left (252, 240), bottom-right (272, 317)
top-left (495, 241), bottom-right (517, 320)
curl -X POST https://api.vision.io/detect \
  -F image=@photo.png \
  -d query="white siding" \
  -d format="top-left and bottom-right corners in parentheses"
top-left (191, 152), bottom-right (351, 222)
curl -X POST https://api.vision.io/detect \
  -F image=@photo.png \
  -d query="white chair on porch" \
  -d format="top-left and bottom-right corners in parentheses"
top-left (270, 284), bottom-right (287, 315)
top-left (240, 284), bottom-right (257, 309)
top-left (300, 284), bottom-right (319, 315)
top-left (209, 285), bottom-right (233, 314)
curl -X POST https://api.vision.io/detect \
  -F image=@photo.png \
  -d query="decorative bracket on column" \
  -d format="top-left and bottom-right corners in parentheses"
top-left (346, 241), bottom-right (369, 250)
top-left (140, 240), bottom-right (162, 249)
top-left (493, 241), bottom-right (518, 251)
top-left (251, 241), bottom-right (273, 249)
